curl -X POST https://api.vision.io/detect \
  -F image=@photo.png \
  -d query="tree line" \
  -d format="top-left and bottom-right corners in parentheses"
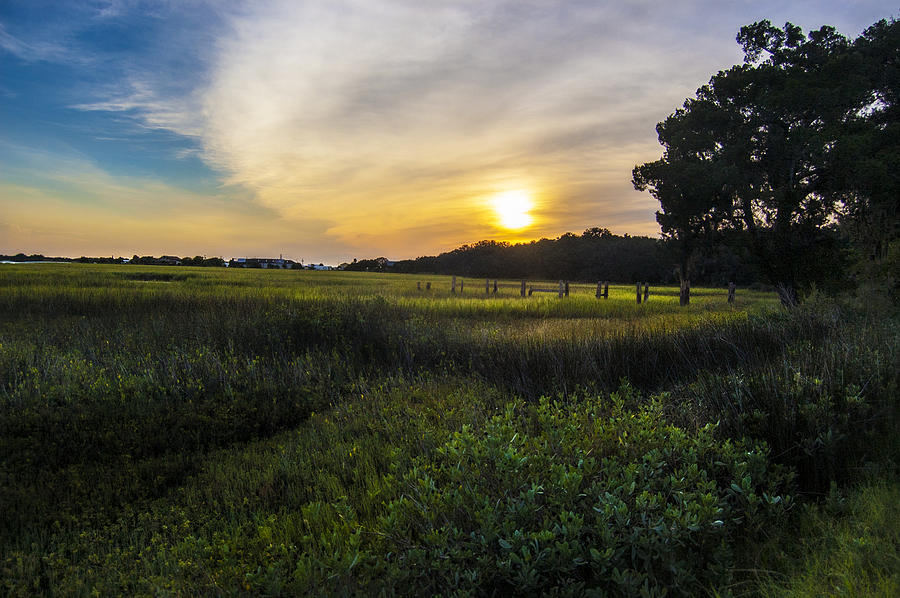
top-left (346, 228), bottom-right (759, 285)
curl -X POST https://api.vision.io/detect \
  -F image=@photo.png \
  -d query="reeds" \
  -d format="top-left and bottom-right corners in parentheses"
top-left (0, 264), bottom-right (895, 595)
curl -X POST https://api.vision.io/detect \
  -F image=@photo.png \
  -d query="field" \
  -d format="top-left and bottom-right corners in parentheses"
top-left (1, 264), bottom-right (897, 596)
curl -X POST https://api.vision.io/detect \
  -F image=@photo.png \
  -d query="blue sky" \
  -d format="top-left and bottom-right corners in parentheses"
top-left (0, 1), bottom-right (894, 263)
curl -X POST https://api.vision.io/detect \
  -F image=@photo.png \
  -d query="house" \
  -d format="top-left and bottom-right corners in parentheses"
top-left (229, 257), bottom-right (298, 269)
top-left (159, 255), bottom-right (182, 266)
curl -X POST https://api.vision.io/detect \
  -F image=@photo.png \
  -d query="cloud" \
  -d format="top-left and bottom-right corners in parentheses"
top-left (72, 80), bottom-right (204, 138)
top-left (0, 22), bottom-right (81, 63)
top-left (2, 1), bottom-right (760, 259)
top-left (59, 1), bottom-right (727, 259)
top-left (191, 1), bottom-right (711, 243)
top-left (0, 143), bottom-right (336, 259)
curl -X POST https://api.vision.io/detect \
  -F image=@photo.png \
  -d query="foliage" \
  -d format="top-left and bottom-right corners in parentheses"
top-left (734, 482), bottom-right (900, 597)
top-left (634, 18), bottom-right (899, 304)
top-left (836, 19), bottom-right (900, 285)
top-left (382, 230), bottom-right (755, 284)
top-left (673, 299), bottom-right (900, 494)
top-left (377, 389), bottom-right (792, 596)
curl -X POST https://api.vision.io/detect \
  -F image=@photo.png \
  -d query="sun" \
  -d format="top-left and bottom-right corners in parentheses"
top-left (491, 190), bottom-right (534, 230)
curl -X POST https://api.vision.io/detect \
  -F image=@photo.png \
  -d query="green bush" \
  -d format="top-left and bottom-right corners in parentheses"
top-left (372, 386), bottom-right (793, 597)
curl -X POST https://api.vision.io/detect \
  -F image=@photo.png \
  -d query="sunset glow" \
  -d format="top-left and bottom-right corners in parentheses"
top-left (491, 190), bottom-right (534, 231)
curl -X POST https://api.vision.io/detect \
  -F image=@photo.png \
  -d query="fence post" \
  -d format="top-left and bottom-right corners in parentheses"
top-left (460, 279), bottom-right (464, 293)
top-left (565, 281), bottom-right (570, 297)
top-left (426, 282), bottom-right (431, 290)
top-left (604, 282), bottom-right (609, 299)
top-left (643, 282), bottom-right (649, 303)
top-left (636, 282), bottom-right (642, 304)
top-left (485, 278), bottom-right (490, 295)
top-left (728, 282), bottom-right (735, 303)
top-left (521, 280), bottom-right (526, 297)
top-left (596, 281), bottom-right (602, 298)
top-left (679, 279), bottom-right (690, 306)
top-left (451, 276), bottom-right (456, 294)
top-left (493, 280), bottom-right (498, 294)
top-left (558, 280), bottom-right (564, 298)
top-left (417, 281), bottom-right (421, 291)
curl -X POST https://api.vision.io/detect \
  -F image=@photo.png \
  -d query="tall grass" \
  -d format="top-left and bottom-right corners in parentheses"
top-left (725, 482), bottom-right (900, 597)
top-left (0, 264), bottom-right (896, 595)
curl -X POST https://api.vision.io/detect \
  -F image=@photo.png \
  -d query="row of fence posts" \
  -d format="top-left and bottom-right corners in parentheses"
top-left (678, 280), bottom-right (736, 306)
top-left (636, 282), bottom-right (649, 304)
top-left (527, 280), bottom-right (570, 298)
top-left (423, 278), bottom-right (738, 303)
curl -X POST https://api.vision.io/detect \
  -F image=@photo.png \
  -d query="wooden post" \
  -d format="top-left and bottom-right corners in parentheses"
top-left (520, 280), bottom-right (526, 297)
top-left (426, 282), bottom-right (431, 290)
top-left (679, 279), bottom-right (690, 306)
top-left (558, 280), bottom-right (564, 298)
top-left (565, 281), bottom-right (570, 297)
top-left (643, 282), bottom-right (649, 303)
top-left (528, 287), bottom-right (534, 296)
top-left (596, 281), bottom-right (602, 298)
top-left (604, 282), bottom-right (609, 299)
top-left (728, 282), bottom-right (735, 303)
top-left (636, 282), bottom-right (642, 304)
top-left (493, 280), bottom-right (498, 294)
top-left (417, 281), bottom-right (421, 291)
top-left (460, 279), bottom-right (464, 293)
top-left (485, 278), bottom-right (490, 295)
top-left (451, 276), bottom-right (456, 294)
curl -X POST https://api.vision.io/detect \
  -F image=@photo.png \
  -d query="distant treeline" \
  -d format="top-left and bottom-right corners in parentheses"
top-left (346, 228), bottom-right (758, 284)
top-left (73, 255), bottom-right (228, 266)
top-left (128, 255), bottom-right (227, 267)
top-left (0, 253), bottom-right (72, 263)
top-left (0, 254), bottom-right (228, 267)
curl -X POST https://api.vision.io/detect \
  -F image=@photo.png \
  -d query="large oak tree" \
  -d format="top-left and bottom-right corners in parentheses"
top-left (634, 19), bottom-right (897, 305)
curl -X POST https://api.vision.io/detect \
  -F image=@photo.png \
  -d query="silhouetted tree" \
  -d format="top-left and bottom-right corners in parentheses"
top-left (635, 19), bottom-right (885, 304)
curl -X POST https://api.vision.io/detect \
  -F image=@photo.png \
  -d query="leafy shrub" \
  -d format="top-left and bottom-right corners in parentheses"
top-left (373, 385), bottom-right (793, 597)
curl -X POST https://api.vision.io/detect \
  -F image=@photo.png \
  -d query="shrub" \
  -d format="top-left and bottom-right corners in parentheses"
top-left (373, 385), bottom-right (793, 597)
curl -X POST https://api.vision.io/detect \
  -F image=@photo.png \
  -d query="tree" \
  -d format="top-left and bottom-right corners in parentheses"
top-left (834, 19), bottom-right (900, 287)
top-left (635, 20), bottom-right (878, 305)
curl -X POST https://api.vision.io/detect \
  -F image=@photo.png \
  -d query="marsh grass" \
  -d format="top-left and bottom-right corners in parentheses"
top-left (725, 482), bottom-right (900, 598)
top-left (0, 264), bottom-right (895, 596)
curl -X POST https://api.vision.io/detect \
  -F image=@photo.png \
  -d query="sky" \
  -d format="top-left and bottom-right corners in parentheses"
top-left (0, 1), bottom-right (894, 264)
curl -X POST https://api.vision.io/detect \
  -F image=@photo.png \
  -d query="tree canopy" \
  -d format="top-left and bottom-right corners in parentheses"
top-left (634, 18), bottom-right (899, 304)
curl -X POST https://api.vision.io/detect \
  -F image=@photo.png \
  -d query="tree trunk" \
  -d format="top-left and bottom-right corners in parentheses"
top-left (679, 279), bottom-right (690, 306)
top-left (678, 252), bottom-right (691, 307)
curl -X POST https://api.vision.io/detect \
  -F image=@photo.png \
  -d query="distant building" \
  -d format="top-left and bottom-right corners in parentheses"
top-left (159, 255), bottom-right (182, 266)
top-left (228, 257), bottom-right (298, 269)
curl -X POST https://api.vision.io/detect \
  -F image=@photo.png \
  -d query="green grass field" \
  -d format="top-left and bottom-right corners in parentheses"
top-left (1, 264), bottom-right (896, 596)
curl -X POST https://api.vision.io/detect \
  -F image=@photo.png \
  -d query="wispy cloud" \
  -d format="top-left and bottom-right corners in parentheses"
top-left (48, 1), bottom-right (753, 256)
top-left (184, 0), bottom-right (737, 251)
top-left (72, 80), bottom-right (204, 138)
top-left (0, 22), bottom-right (84, 64)
top-left (0, 143), bottom-right (333, 259)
